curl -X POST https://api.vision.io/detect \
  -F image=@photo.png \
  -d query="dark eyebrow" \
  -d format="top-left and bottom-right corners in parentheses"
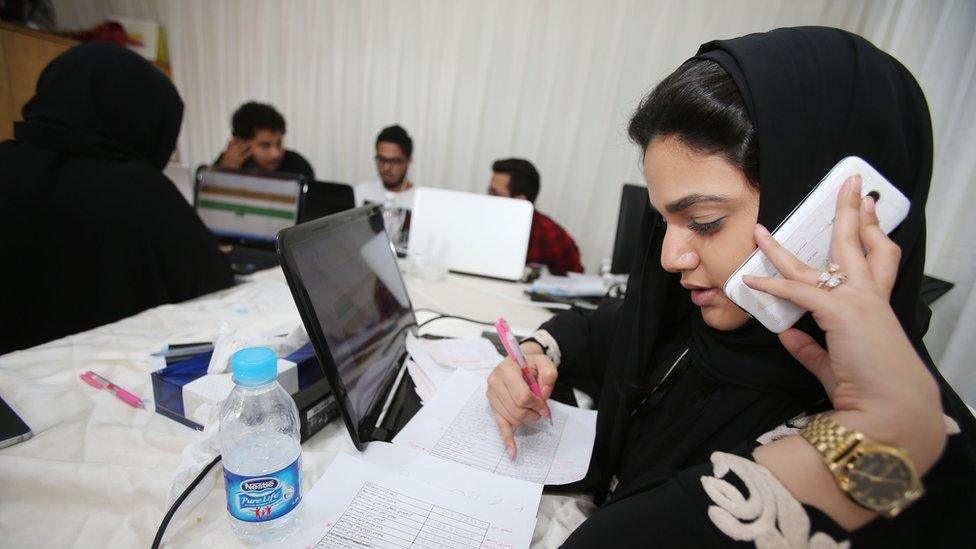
top-left (665, 193), bottom-right (730, 214)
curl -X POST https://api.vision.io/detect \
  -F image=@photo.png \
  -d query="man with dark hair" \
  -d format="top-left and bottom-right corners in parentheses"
top-left (215, 101), bottom-right (315, 181)
top-left (489, 158), bottom-right (583, 275)
top-left (354, 125), bottom-right (417, 210)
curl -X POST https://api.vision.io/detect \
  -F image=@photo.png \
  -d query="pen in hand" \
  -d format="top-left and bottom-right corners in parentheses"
top-left (494, 317), bottom-right (553, 427)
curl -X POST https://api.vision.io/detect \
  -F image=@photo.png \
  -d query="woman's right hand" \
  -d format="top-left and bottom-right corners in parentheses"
top-left (487, 344), bottom-right (558, 458)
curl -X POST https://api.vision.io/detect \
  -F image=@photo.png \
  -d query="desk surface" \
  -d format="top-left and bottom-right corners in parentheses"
top-left (0, 267), bottom-right (577, 547)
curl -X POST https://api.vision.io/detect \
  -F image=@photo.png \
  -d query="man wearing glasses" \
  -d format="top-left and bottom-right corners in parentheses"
top-left (354, 125), bottom-right (417, 210)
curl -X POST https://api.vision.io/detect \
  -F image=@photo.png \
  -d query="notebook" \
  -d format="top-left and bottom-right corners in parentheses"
top-left (277, 205), bottom-right (422, 450)
top-left (194, 166), bottom-right (305, 274)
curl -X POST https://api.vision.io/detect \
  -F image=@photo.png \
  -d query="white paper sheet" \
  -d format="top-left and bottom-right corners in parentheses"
top-left (420, 337), bottom-right (503, 370)
top-left (361, 442), bottom-right (542, 516)
top-left (393, 370), bottom-right (597, 485)
top-left (405, 358), bottom-right (438, 403)
top-left (269, 452), bottom-right (537, 549)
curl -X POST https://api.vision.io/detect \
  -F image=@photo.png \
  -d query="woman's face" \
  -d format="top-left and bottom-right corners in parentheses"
top-left (644, 136), bottom-right (760, 331)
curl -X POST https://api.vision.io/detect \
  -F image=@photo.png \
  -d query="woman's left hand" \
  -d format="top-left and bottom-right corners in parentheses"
top-left (743, 174), bottom-right (946, 472)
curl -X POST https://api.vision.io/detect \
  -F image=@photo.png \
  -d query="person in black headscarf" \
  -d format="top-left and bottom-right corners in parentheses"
top-left (0, 43), bottom-right (234, 354)
top-left (487, 27), bottom-right (976, 546)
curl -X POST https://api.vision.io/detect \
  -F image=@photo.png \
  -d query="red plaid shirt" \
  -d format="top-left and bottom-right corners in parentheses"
top-left (526, 210), bottom-right (583, 275)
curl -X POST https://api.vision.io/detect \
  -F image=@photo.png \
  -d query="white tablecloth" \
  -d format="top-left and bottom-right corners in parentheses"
top-left (0, 267), bottom-right (589, 548)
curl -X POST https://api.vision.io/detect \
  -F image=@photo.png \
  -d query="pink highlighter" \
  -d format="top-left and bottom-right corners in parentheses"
top-left (80, 371), bottom-right (144, 408)
top-left (495, 316), bottom-right (553, 425)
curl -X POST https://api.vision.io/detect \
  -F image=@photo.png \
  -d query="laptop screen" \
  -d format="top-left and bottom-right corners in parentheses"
top-left (195, 168), bottom-right (302, 243)
top-left (298, 180), bottom-right (356, 224)
top-left (285, 206), bottom-right (416, 430)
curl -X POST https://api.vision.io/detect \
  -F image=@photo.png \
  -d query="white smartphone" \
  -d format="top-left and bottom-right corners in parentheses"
top-left (723, 156), bottom-right (910, 333)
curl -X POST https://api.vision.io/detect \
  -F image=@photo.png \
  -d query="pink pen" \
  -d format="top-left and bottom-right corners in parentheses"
top-left (495, 316), bottom-right (553, 425)
top-left (80, 371), bottom-right (144, 408)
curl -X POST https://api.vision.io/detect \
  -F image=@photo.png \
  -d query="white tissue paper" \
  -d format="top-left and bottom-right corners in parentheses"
top-left (165, 405), bottom-right (222, 514)
top-left (181, 321), bottom-right (308, 426)
top-left (206, 321), bottom-right (308, 374)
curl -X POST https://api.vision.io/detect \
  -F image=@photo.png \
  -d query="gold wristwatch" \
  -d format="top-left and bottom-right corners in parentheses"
top-left (799, 413), bottom-right (924, 518)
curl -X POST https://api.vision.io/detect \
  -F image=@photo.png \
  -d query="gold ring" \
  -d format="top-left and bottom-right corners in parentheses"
top-left (816, 270), bottom-right (848, 290)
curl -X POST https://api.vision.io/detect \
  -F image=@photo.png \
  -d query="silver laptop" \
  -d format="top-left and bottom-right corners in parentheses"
top-left (409, 188), bottom-right (534, 281)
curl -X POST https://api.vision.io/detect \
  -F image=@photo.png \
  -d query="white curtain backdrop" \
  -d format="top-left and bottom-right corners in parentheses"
top-left (51, 0), bottom-right (976, 403)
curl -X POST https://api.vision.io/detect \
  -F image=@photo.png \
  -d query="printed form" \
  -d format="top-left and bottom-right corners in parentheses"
top-left (393, 370), bottom-right (597, 485)
top-left (269, 449), bottom-right (538, 549)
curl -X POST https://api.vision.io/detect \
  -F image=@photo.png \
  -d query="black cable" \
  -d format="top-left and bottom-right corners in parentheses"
top-left (151, 454), bottom-right (222, 549)
top-left (417, 313), bottom-right (494, 329)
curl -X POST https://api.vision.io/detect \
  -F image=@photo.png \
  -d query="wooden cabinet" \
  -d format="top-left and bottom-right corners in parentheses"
top-left (0, 22), bottom-right (171, 142)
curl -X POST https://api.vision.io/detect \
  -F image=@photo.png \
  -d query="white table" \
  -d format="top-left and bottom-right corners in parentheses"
top-left (0, 267), bottom-right (582, 548)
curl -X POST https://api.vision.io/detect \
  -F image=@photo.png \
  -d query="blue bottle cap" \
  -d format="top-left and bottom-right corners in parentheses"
top-left (230, 347), bottom-right (277, 387)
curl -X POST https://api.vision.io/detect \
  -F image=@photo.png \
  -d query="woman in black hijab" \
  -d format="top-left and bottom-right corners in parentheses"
top-left (487, 27), bottom-right (976, 546)
top-left (0, 43), bottom-right (234, 354)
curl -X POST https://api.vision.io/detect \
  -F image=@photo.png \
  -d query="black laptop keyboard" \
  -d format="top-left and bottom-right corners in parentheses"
top-left (226, 246), bottom-right (279, 275)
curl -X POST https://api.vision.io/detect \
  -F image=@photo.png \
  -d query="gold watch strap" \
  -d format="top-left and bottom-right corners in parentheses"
top-left (799, 413), bottom-right (864, 463)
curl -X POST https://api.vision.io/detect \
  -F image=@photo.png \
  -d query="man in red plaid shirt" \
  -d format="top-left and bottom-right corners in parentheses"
top-left (488, 158), bottom-right (583, 275)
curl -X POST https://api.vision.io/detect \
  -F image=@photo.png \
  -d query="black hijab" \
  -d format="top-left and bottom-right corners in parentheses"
top-left (16, 42), bottom-right (184, 170)
top-left (582, 28), bottom-right (976, 524)
top-left (0, 43), bottom-right (233, 353)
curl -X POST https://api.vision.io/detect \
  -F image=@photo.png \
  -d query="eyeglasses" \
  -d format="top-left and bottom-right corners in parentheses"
top-left (375, 155), bottom-right (408, 167)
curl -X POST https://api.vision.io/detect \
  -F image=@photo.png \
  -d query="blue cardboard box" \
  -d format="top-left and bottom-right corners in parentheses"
top-left (150, 343), bottom-right (336, 440)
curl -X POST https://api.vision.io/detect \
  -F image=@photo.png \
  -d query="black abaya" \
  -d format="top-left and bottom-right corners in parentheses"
top-left (0, 43), bottom-right (234, 354)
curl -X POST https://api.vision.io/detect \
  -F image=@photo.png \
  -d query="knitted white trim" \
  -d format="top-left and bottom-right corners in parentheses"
top-left (701, 451), bottom-right (849, 549)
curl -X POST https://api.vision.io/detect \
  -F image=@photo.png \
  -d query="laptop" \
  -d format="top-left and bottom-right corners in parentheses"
top-left (409, 188), bottom-right (534, 281)
top-left (276, 205), bottom-right (423, 450)
top-left (194, 167), bottom-right (305, 274)
top-left (298, 180), bottom-right (356, 224)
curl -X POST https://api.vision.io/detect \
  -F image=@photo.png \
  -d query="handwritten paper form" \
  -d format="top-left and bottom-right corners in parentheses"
top-left (394, 370), bottom-right (597, 485)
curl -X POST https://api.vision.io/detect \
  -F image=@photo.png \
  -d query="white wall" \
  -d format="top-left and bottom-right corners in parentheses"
top-left (50, 0), bottom-right (976, 402)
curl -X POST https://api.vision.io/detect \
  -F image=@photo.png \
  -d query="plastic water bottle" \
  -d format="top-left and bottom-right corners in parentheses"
top-left (382, 191), bottom-right (402, 245)
top-left (220, 347), bottom-right (303, 543)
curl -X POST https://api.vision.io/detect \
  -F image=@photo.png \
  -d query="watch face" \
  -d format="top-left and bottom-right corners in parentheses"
top-left (844, 449), bottom-right (917, 511)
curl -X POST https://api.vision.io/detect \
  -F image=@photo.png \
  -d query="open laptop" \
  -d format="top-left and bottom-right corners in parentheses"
top-left (409, 188), bottom-right (534, 281)
top-left (298, 180), bottom-right (356, 224)
top-left (277, 205), bottom-right (422, 450)
top-left (194, 167), bottom-right (305, 274)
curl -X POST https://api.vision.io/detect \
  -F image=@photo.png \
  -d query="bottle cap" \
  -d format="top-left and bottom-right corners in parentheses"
top-left (230, 347), bottom-right (277, 387)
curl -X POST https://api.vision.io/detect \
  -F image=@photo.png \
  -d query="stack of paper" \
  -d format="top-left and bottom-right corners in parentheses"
top-left (290, 349), bottom-right (598, 549)
top-left (530, 273), bottom-right (606, 297)
top-left (405, 334), bottom-right (503, 402)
